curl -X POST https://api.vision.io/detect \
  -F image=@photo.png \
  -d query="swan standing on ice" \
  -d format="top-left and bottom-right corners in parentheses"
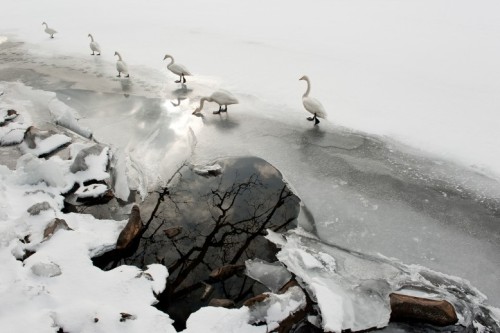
top-left (88, 34), bottom-right (101, 55)
top-left (163, 54), bottom-right (191, 83)
top-left (299, 75), bottom-right (327, 125)
top-left (114, 51), bottom-right (129, 78)
top-left (42, 22), bottom-right (57, 39)
top-left (192, 90), bottom-right (239, 115)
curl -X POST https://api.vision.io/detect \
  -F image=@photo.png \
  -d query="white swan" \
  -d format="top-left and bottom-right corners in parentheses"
top-left (192, 90), bottom-right (239, 115)
top-left (114, 51), bottom-right (129, 78)
top-left (42, 22), bottom-right (57, 39)
top-left (88, 34), bottom-right (101, 56)
top-left (163, 54), bottom-right (191, 83)
top-left (299, 75), bottom-right (327, 125)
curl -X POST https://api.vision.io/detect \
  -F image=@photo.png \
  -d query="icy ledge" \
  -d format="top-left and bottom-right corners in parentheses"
top-left (266, 229), bottom-right (500, 332)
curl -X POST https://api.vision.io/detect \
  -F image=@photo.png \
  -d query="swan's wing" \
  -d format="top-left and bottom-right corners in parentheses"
top-left (212, 90), bottom-right (239, 105)
top-left (171, 63), bottom-right (191, 75)
top-left (91, 42), bottom-right (101, 52)
top-left (117, 61), bottom-right (128, 73)
top-left (303, 96), bottom-right (327, 118)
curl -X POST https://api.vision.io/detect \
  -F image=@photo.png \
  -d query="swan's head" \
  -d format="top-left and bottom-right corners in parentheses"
top-left (299, 75), bottom-right (308, 81)
top-left (114, 51), bottom-right (118, 56)
top-left (88, 33), bottom-right (92, 38)
top-left (163, 54), bottom-right (172, 61)
top-left (42, 22), bottom-right (47, 26)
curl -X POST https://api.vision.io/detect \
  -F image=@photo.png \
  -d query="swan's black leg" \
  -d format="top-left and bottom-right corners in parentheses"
top-left (50, 35), bottom-right (54, 39)
top-left (213, 106), bottom-right (222, 114)
top-left (91, 51), bottom-right (95, 56)
top-left (117, 72), bottom-right (121, 77)
top-left (314, 114), bottom-right (320, 125)
top-left (182, 74), bottom-right (187, 83)
top-left (175, 75), bottom-right (182, 83)
top-left (222, 105), bottom-right (228, 112)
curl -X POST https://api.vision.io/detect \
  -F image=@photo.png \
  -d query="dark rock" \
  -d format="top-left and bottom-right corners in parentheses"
top-left (209, 264), bottom-right (246, 281)
top-left (278, 279), bottom-right (299, 294)
top-left (0, 109), bottom-right (18, 126)
top-left (389, 293), bottom-right (458, 326)
top-left (94, 318), bottom-right (99, 323)
top-left (119, 312), bottom-right (136, 322)
top-left (163, 226), bottom-right (182, 238)
top-left (70, 144), bottom-right (106, 173)
top-left (75, 187), bottom-right (114, 205)
top-left (43, 218), bottom-right (72, 240)
top-left (135, 272), bottom-right (153, 281)
top-left (200, 282), bottom-right (214, 301)
top-left (21, 249), bottom-right (35, 261)
top-left (208, 298), bottom-right (235, 308)
top-left (116, 205), bottom-right (143, 251)
top-left (243, 293), bottom-right (270, 307)
top-left (23, 126), bottom-right (50, 149)
top-left (27, 201), bottom-right (52, 215)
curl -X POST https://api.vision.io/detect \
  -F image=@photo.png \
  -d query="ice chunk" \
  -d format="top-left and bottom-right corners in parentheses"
top-left (245, 259), bottom-right (292, 292)
top-left (272, 233), bottom-right (392, 332)
top-left (192, 163), bottom-right (222, 177)
top-left (48, 98), bottom-right (92, 138)
top-left (247, 286), bottom-right (307, 331)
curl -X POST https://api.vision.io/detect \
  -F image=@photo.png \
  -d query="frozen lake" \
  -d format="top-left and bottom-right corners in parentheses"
top-left (1, 39), bottom-right (498, 310)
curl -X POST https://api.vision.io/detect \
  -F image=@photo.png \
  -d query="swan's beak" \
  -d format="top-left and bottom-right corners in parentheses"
top-left (163, 55), bottom-right (168, 60)
top-left (299, 76), bottom-right (306, 81)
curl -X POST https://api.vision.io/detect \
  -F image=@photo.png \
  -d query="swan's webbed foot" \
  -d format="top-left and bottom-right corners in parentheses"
top-left (125, 74), bottom-right (130, 78)
top-left (175, 80), bottom-right (181, 83)
top-left (314, 117), bottom-right (320, 125)
top-left (213, 107), bottom-right (222, 115)
top-left (50, 36), bottom-right (54, 39)
top-left (117, 73), bottom-right (121, 77)
top-left (91, 52), bottom-right (94, 56)
top-left (306, 116), bottom-right (314, 121)
top-left (97, 53), bottom-right (101, 56)
top-left (222, 106), bottom-right (228, 112)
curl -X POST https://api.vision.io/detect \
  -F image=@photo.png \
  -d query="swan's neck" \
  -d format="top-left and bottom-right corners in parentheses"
top-left (198, 97), bottom-right (207, 110)
top-left (43, 23), bottom-right (48, 28)
top-left (89, 34), bottom-right (94, 42)
top-left (165, 56), bottom-right (174, 66)
top-left (303, 78), bottom-right (311, 98)
top-left (116, 52), bottom-right (123, 61)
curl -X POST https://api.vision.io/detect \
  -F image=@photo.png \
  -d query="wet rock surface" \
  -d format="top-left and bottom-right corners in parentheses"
top-left (116, 205), bottom-right (143, 251)
top-left (94, 156), bottom-right (300, 329)
top-left (389, 293), bottom-right (458, 326)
